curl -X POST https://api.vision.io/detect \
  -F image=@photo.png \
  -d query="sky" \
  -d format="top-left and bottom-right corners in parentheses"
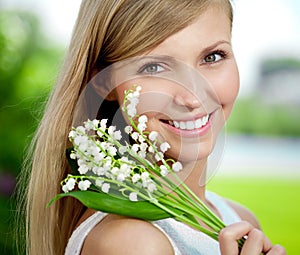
top-left (1, 0), bottom-right (300, 96)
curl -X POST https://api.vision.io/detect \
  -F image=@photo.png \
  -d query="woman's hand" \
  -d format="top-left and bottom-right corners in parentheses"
top-left (219, 221), bottom-right (286, 255)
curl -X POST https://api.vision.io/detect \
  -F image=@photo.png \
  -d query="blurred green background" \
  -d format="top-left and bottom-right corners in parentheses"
top-left (1, 7), bottom-right (299, 255)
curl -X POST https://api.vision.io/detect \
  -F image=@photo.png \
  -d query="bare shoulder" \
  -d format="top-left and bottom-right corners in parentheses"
top-left (81, 214), bottom-right (174, 255)
top-left (225, 198), bottom-right (261, 229)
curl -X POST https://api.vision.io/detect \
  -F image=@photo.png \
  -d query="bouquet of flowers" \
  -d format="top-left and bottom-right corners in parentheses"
top-left (48, 85), bottom-right (243, 247)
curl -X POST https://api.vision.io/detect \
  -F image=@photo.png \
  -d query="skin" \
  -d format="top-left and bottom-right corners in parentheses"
top-left (80, 6), bottom-right (286, 255)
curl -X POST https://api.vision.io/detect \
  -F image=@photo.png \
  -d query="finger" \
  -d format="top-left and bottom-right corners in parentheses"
top-left (265, 245), bottom-right (287, 255)
top-left (240, 228), bottom-right (272, 255)
top-left (219, 221), bottom-right (254, 255)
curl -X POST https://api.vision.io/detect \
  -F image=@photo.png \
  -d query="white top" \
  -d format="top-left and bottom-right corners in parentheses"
top-left (65, 191), bottom-right (241, 255)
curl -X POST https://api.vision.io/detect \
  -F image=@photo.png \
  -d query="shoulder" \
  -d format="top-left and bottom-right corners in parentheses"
top-left (81, 213), bottom-right (174, 255)
top-left (224, 198), bottom-right (261, 229)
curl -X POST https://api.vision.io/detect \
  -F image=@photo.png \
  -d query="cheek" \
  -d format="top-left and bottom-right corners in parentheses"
top-left (207, 64), bottom-right (240, 116)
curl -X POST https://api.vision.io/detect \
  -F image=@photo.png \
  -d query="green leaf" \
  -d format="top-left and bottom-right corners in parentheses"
top-left (47, 190), bottom-right (174, 221)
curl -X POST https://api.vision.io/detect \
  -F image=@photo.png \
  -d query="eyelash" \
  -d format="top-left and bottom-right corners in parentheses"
top-left (202, 50), bottom-right (228, 65)
top-left (137, 49), bottom-right (228, 73)
top-left (137, 61), bottom-right (167, 74)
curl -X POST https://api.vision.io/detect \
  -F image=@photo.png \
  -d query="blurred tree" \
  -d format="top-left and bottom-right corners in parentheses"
top-left (0, 10), bottom-right (64, 254)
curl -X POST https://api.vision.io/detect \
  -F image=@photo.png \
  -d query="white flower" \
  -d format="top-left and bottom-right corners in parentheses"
top-left (70, 152), bottom-right (77, 159)
top-left (101, 183), bottom-right (110, 193)
top-left (84, 119), bottom-right (98, 131)
top-left (108, 146), bottom-right (117, 156)
top-left (100, 142), bottom-right (109, 150)
top-left (128, 96), bottom-right (139, 106)
top-left (78, 180), bottom-right (91, 190)
top-left (132, 174), bottom-right (141, 183)
top-left (76, 126), bottom-right (86, 133)
top-left (148, 131), bottom-right (158, 141)
top-left (127, 103), bottom-right (137, 117)
top-left (88, 145), bottom-right (100, 156)
top-left (120, 156), bottom-right (131, 164)
top-left (118, 145), bottom-right (127, 155)
top-left (137, 122), bottom-right (147, 132)
top-left (141, 172), bottom-right (150, 180)
top-left (133, 91), bottom-right (140, 98)
top-left (79, 142), bottom-right (88, 152)
top-left (136, 85), bottom-right (142, 92)
top-left (96, 130), bottom-right (104, 137)
top-left (127, 92), bottom-right (133, 99)
top-left (160, 165), bottom-right (169, 176)
top-left (74, 135), bottom-right (88, 147)
top-left (92, 119), bottom-right (100, 127)
top-left (131, 144), bottom-right (139, 153)
top-left (147, 182), bottom-right (157, 193)
top-left (94, 152), bottom-right (105, 163)
top-left (172, 161), bottom-right (183, 172)
top-left (65, 178), bottom-right (76, 191)
top-left (138, 151), bottom-right (146, 158)
top-left (131, 132), bottom-right (139, 141)
top-left (78, 164), bottom-right (89, 174)
top-left (129, 192), bottom-right (138, 201)
top-left (68, 130), bottom-right (76, 139)
top-left (95, 179), bottom-right (104, 187)
top-left (138, 135), bottom-right (146, 143)
top-left (124, 125), bottom-right (133, 134)
top-left (84, 120), bottom-right (93, 131)
top-left (77, 159), bottom-right (86, 166)
top-left (113, 130), bottom-right (122, 140)
top-left (139, 142), bottom-right (148, 151)
top-left (138, 115), bottom-right (148, 124)
top-left (117, 173), bottom-right (126, 182)
top-left (62, 185), bottom-right (69, 193)
top-left (100, 119), bottom-right (108, 131)
top-left (148, 146), bottom-right (155, 153)
top-left (108, 126), bottom-right (116, 135)
top-left (92, 166), bottom-right (105, 176)
top-left (111, 167), bottom-right (119, 175)
top-left (155, 152), bottom-right (164, 161)
top-left (160, 142), bottom-right (170, 153)
top-left (120, 163), bottom-right (131, 173)
top-left (103, 158), bottom-right (112, 171)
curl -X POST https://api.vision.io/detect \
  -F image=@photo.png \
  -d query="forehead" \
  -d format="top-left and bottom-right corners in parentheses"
top-left (147, 6), bottom-right (232, 57)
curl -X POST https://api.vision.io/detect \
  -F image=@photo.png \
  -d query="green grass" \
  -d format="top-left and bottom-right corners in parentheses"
top-left (207, 177), bottom-right (300, 255)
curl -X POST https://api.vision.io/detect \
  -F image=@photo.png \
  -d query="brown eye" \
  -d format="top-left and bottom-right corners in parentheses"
top-left (203, 52), bottom-right (224, 63)
top-left (139, 63), bottom-right (165, 74)
top-left (205, 54), bottom-right (217, 62)
top-left (145, 64), bottom-right (159, 73)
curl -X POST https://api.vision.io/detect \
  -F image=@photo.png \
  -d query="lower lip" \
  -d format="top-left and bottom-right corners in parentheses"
top-left (162, 113), bottom-right (214, 138)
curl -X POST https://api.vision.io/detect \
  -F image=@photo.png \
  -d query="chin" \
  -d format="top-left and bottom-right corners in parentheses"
top-left (166, 139), bottom-right (215, 163)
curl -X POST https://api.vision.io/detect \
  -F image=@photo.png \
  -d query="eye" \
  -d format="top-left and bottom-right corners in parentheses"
top-left (203, 51), bottom-right (225, 64)
top-left (139, 63), bottom-right (165, 74)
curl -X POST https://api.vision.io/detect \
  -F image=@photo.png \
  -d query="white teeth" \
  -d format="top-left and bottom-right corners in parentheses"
top-left (174, 121), bottom-right (180, 128)
top-left (186, 121), bottom-right (194, 130)
top-left (170, 114), bottom-right (210, 130)
top-left (179, 121), bottom-right (186, 130)
top-left (195, 118), bottom-right (202, 129)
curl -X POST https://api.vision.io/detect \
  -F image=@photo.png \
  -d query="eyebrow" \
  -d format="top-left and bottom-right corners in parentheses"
top-left (201, 40), bottom-right (231, 53)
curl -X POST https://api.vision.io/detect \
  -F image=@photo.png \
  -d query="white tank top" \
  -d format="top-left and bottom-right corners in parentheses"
top-left (65, 191), bottom-right (241, 255)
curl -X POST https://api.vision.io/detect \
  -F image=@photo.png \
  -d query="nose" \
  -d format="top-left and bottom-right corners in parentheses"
top-left (174, 90), bottom-right (202, 109)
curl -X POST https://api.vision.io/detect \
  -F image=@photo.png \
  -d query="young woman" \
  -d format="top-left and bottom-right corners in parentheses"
top-left (20, 0), bottom-right (286, 254)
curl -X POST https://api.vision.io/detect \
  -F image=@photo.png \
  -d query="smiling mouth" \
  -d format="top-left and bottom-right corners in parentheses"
top-left (160, 114), bottom-right (211, 130)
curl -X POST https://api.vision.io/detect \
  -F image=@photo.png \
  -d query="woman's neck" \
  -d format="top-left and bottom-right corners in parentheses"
top-left (180, 159), bottom-right (208, 200)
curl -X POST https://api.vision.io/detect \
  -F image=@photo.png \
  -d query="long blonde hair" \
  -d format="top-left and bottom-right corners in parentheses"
top-left (19, 0), bottom-right (233, 254)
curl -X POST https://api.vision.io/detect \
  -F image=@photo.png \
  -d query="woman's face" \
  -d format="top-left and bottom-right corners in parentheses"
top-left (113, 6), bottom-right (239, 162)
